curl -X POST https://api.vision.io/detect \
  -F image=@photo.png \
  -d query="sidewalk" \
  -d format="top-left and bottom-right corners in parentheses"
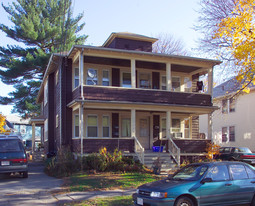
top-left (53, 189), bottom-right (136, 205)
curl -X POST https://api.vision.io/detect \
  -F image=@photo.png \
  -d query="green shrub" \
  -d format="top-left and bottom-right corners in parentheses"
top-left (44, 147), bottom-right (80, 177)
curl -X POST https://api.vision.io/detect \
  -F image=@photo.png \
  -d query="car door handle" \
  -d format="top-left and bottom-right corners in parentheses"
top-left (251, 181), bottom-right (255, 184)
top-left (225, 183), bottom-right (232, 186)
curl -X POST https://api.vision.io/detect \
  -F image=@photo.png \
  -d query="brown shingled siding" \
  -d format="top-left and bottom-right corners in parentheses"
top-left (72, 138), bottom-right (135, 153)
top-left (81, 86), bottom-right (212, 106)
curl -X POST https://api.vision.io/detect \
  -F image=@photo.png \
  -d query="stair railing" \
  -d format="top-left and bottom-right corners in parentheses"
top-left (133, 136), bottom-right (144, 164)
top-left (167, 135), bottom-right (180, 168)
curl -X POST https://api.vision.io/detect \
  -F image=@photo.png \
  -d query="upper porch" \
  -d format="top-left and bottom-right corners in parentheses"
top-left (69, 45), bottom-right (219, 101)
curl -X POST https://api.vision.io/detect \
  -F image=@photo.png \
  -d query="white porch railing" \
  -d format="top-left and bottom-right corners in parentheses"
top-left (167, 135), bottom-right (180, 168)
top-left (133, 136), bottom-right (144, 164)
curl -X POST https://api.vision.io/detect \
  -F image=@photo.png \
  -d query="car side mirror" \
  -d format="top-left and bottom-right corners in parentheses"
top-left (201, 177), bottom-right (213, 184)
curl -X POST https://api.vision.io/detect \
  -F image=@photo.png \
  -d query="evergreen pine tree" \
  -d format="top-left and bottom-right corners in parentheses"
top-left (0, 0), bottom-right (87, 117)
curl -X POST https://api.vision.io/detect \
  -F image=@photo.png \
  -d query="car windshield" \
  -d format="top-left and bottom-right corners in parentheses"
top-left (0, 140), bottom-right (23, 152)
top-left (171, 165), bottom-right (208, 181)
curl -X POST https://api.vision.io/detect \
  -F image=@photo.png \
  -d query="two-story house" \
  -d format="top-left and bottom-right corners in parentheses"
top-left (201, 78), bottom-right (255, 151)
top-left (35, 32), bottom-right (221, 167)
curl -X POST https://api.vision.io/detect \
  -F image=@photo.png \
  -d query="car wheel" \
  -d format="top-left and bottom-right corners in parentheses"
top-left (175, 196), bottom-right (194, 206)
top-left (22, 171), bottom-right (28, 178)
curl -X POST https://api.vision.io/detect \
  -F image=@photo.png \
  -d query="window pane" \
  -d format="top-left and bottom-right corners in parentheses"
top-left (88, 116), bottom-right (97, 126)
top-left (75, 68), bottom-right (79, 76)
top-left (140, 73), bottom-right (150, 88)
top-left (172, 77), bottom-right (180, 92)
top-left (103, 70), bottom-right (109, 79)
top-left (229, 97), bottom-right (235, 112)
top-left (229, 126), bottom-right (235, 142)
top-left (103, 127), bottom-right (110, 137)
top-left (103, 116), bottom-right (109, 127)
top-left (75, 79), bottom-right (79, 87)
top-left (246, 166), bottom-right (255, 179)
top-left (88, 127), bottom-right (97, 137)
top-left (222, 99), bottom-right (228, 114)
top-left (122, 73), bottom-right (131, 87)
top-left (206, 165), bottom-right (230, 181)
top-left (184, 77), bottom-right (192, 92)
top-left (229, 164), bottom-right (248, 180)
top-left (122, 118), bottom-right (131, 137)
top-left (75, 126), bottom-right (79, 137)
top-left (222, 127), bottom-right (227, 142)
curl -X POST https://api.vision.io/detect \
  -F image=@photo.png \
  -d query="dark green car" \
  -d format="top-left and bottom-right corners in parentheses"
top-left (0, 136), bottom-right (28, 178)
top-left (133, 161), bottom-right (255, 206)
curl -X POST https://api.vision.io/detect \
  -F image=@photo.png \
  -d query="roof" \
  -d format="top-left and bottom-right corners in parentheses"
top-left (213, 77), bottom-right (255, 99)
top-left (102, 32), bottom-right (158, 47)
top-left (5, 115), bottom-right (29, 125)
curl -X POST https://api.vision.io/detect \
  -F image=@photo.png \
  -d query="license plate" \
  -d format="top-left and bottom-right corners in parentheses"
top-left (1, 161), bottom-right (10, 166)
top-left (137, 197), bottom-right (143, 205)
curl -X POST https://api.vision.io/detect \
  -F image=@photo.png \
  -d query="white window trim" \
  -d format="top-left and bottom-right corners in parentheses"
top-left (121, 71), bottom-right (132, 88)
top-left (102, 69), bottom-right (110, 86)
top-left (73, 114), bottom-right (79, 138)
top-left (56, 114), bottom-right (59, 128)
top-left (74, 67), bottom-right (79, 89)
top-left (44, 119), bottom-right (48, 141)
top-left (44, 81), bottom-right (48, 106)
top-left (86, 68), bottom-right (98, 85)
top-left (86, 114), bottom-right (98, 138)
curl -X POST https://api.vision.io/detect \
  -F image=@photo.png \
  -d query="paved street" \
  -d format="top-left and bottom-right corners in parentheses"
top-left (0, 162), bottom-right (135, 206)
top-left (0, 162), bottom-right (63, 206)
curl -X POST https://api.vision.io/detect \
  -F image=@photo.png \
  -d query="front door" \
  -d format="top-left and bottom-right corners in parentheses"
top-left (138, 117), bottom-right (150, 150)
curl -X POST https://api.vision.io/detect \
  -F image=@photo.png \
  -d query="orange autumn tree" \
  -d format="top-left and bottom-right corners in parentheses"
top-left (214, 0), bottom-right (255, 93)
top-left (0, 114), bottom-right (6, 133)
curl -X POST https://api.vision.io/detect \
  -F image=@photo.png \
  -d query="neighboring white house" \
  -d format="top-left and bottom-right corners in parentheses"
top-left (200, 78), bottom-right (255, 151)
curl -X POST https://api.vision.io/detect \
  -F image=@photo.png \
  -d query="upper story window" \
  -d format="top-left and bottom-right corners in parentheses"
top-left (102, 70), bottom-right (110, 86)
top-left (184, 77), bottom-right (192, 92)
top-left (139, 73), bottom-right (151, 89)
top-left (44, 81), bottom-right (48, 105)
top-left (161, 76), bottom-right (166, 90)
top-left (87, 68), bottom-right (98, 85)
top-left (74, 68), bottom-right (79, 88)
top-left (222, 97), bottom-right (235, 114)
top-left (172, 77), bottom-right (180, 92)
top-left (122, 72), bottom-right (131, 88)
top-left (222, 127), bottom-right (228, 142)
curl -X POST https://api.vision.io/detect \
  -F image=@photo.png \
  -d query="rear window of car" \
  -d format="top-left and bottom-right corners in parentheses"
top-left (0, 140), bottom-right (24, 152)
top-left (237, 147), bottom-right (252, 153)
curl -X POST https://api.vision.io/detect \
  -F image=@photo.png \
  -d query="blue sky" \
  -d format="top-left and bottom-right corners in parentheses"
top-left (0, 0), bottom-right (206, 115)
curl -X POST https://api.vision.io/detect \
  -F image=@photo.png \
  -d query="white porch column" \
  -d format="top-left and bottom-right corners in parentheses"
top-left (131, 59), bottom-right (136, 88)
top-left (166, 110), bottom-right (172, 139)
top-left (166, 63), bottom-right (172, 91)
top-left (131, 109), bottom-right (136, 137)
top-left (208, 113), bottom-right (212, 141)
top-left (32, 122), bottom-right (35, 153)
top-left (79, 49), bottom-right (84, 99)
top-left (79, 103), bottom-right (84, 156)
top-left (208, 67), bottom-right (213, 95)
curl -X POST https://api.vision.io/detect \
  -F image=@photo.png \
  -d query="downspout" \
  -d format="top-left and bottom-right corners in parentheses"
top-left (80, 49), bottom-right (84, 169)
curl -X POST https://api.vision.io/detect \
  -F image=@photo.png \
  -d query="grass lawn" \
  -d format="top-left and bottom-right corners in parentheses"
top-left (64, 172), bottom-right (162, 192)
top-left (64, 195), bottom-right (133, 206)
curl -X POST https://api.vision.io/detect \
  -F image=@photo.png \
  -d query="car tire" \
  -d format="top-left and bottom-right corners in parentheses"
top-left (22, 171), bottom-right (28, 178)
top-left (175, 196), bottom-right (195, 206)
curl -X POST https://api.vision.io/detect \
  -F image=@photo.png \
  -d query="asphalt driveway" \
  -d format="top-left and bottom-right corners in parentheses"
top-left (0, 162), bottom-right (63, 206)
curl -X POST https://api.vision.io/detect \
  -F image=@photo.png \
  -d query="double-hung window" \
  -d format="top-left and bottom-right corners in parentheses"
top-left (122, 118), bottom-right (131, 137)
top-left (122, 72), bottom-right (131, 88)
top-left (74, 114), bottom-right (79, 138)
top-left (184, 77), bottom-right (192, 92)
top-left (222, 127), bottom-right (228, 142)
top-left (139, 73), bottom-right (151, 89)
top-left (102, 116), bottom-right (110, 137)
top-left (172, 77), bottom-right (180, 92)
top-left (161, 76), bottom-right (167, 90)
top-left (102, 70), bottom-right (110, 86)
top-left (87, 115), bottom-right (98, 137)
top-left (74, 68), bottom-right (79, 88)
top-left (87, 68), bottom-right (98, 85)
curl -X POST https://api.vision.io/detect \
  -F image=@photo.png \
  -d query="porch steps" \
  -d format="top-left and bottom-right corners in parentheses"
top-left (143, 152), bottom-right (178, 174)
